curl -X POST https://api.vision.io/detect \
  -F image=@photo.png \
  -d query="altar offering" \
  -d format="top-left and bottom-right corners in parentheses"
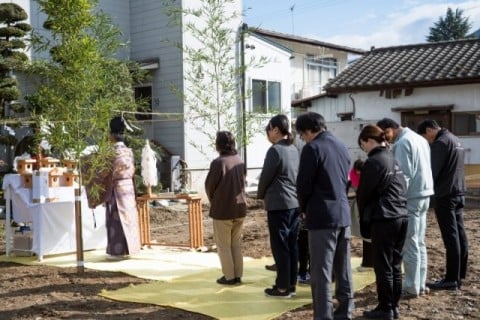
top-left (61, 159), bottom-right (78, 170)
top-left (17, 159), bottom-right (36, 174)
top-left (48, 167), bottom-right (63, 188)
top-left (21, 173), bottom-right (33, 188)
top-left (62, 171), bottom-right (79, 187)
top-left (39, 157), bottom-right (60, 169)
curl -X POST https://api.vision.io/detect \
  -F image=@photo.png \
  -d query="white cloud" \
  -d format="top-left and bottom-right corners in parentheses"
top-left (314, 1), bottom-right (480, 50)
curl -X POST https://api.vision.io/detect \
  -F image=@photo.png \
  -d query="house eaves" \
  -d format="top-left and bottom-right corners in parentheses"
top-left (324, 39), bottom-right (480, 94)
top-left (251, 28), bottom-right (365, 55)
top-left (291, 92), bottom-right (337, 108)
top-left (248, 32), bottom-right (293, 55)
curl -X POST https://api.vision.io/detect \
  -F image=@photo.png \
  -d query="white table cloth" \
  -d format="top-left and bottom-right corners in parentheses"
top-left (3, 174), bottom-right (106, 260)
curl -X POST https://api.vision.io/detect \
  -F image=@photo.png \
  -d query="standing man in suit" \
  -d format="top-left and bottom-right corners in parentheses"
top-left (296, 112), bottom-right (354, 320)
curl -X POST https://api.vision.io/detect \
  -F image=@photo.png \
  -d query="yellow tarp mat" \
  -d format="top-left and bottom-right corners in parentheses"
top-left (0, 247), bottom-right (225, 281)
top-left (99, 256), bottom-right (374, 320)
top-left (1, 248), bottom-right (375, 320)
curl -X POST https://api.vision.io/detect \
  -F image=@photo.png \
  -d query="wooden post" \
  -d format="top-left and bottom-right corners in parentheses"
top-left (74, 186), bottom-right (84, 273)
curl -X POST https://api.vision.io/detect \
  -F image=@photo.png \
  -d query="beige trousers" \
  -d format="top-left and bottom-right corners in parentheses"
top-left (212, 217), bottom-right (245, 280)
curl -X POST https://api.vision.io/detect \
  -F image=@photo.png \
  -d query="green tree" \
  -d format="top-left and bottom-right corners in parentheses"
top-left (0, 3), bottom-right (31, 114)
top-left (426, 7), bottom-right (473, 42)
top-left (27, 0), bottom-right (143, 271)
top-left (0, 3), bottom-right (31, 149)
top-left (28, 0), bottom-right (138, 168)
top-left (163, 0), bottom-right (267, 155)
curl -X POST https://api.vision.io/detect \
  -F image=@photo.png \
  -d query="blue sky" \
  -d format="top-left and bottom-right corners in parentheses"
top-left (242, 0), bottom-right (480, 50)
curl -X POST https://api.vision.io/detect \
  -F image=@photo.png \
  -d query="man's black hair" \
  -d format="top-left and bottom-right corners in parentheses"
top-left (295, 112), bottom-right (326, 133)
top-left (376, 118), bottom-right (399, 130)
top-left (417, 119), bottom-right (440, 134)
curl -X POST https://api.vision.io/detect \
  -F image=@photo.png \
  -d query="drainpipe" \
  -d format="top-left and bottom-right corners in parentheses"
top-left (349, 93), bottom-right (356, 119)
top-left (240, 23), bottom-right (248, 168)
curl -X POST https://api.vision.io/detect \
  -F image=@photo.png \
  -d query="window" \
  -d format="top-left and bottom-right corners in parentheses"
top-left (401, 109), bottom-right (451, 131)
top-left (251, 79), bottom-right (281, 113)
top-left (452, 112), bottom-right (480, 136)
top-left (134, 86), bottom-right (152, 120)
top-left (306, 56), bottom-right (337, 95)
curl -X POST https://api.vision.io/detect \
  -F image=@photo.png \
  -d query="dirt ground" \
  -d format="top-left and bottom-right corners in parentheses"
top-left (0, 196), bottom-right (479, 320)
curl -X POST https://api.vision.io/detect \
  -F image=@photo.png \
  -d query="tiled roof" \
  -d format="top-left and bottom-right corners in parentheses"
top-left (251, 28), bottom-right (365, 55)
top-left (325, 39), bottom-right (480, 93)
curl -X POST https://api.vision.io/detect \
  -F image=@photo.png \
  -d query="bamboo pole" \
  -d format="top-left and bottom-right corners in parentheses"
top-left (74, 186), bottom-right (84, 273)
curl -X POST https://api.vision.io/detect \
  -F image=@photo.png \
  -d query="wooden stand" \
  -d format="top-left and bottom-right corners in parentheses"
top-left (136, 193), bottom-right (203, 249)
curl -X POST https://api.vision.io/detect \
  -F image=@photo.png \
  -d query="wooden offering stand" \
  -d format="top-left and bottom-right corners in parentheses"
top-left (136, 192), bottom-right (203, 249)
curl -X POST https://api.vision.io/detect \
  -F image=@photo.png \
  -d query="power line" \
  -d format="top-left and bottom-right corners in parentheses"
top-left (245, 0), bottom-right (352, 25)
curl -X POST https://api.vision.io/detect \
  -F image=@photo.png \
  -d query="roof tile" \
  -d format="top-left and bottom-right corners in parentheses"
top-left (325, 39), bottom-right (480, 93)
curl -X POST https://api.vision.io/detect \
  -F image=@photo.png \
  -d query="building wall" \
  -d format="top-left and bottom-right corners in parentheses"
top-left (180, 0), bottom-right (241, 163)
top-left (245, 35), bottom-right (294, 171)
top-left (99, 0), bottom-right (130, 59)
top-left (180, 0), bottom-right (243, 193)
top-left (129, 0), bottom-right (185, 160)
top-left (310, 83), bottom-right (480, 164)
top-left (260, 38), bottom-right (350, 99)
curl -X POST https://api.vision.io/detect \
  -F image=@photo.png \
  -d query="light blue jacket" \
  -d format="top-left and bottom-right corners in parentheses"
top-left (392, 127), bottom-right (434, 199)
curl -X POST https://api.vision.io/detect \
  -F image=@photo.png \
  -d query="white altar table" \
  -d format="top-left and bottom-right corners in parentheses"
top-left (2, 174), bottom-right (106, 260)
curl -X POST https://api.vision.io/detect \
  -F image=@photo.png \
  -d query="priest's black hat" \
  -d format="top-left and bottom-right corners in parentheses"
top-left (110, 116), bottom-right (125, 134)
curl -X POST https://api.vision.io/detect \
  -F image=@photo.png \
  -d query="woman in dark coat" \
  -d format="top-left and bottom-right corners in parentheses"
top-left (356, 124), bottom-right (408, 320)
top-left (205, 131), bottom-right (247, 285)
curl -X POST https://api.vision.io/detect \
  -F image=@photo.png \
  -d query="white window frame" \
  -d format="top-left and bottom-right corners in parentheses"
top-left (251, 79), bottom-right (282, 114)
top-left (305, 56), bottom-right (337, 95)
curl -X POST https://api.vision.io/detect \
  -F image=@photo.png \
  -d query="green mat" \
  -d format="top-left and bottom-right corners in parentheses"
top-left (1, 248), bottom-right (375, 320)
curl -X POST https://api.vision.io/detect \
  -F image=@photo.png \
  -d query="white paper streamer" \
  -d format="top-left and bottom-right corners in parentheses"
top-left (141, 139), bottom-right (158, 188)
